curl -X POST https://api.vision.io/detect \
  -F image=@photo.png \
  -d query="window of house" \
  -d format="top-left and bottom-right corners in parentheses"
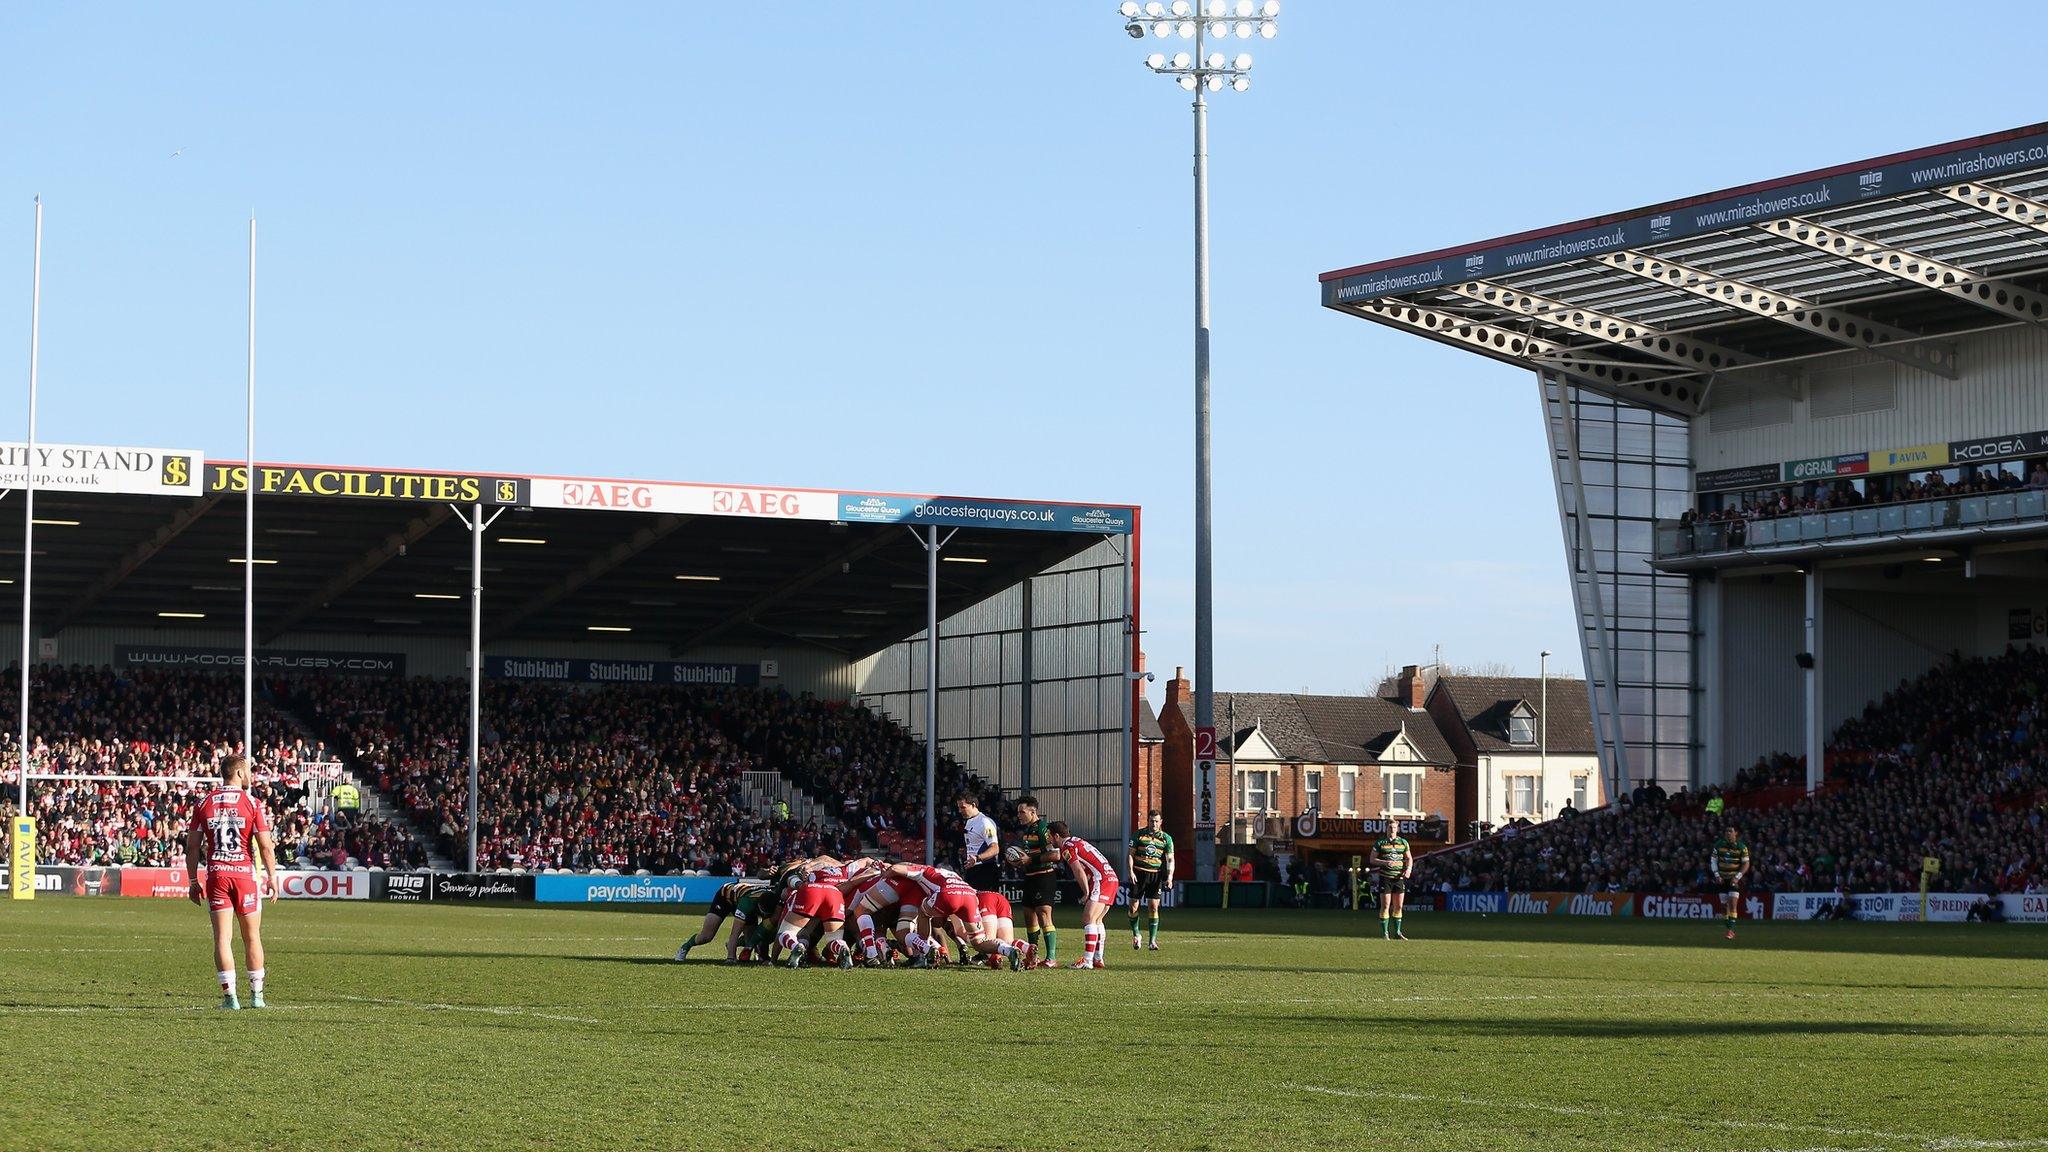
top-left (1384, 771), bottom-right (1421, 816)
top-left (1238, 770), bottom-right (1276, 813)
top-left (1507, 712), bottom-right (1535, 745)
top-left (1304, 769), bottom-right (1322, 814)
top-left (1338, 769), bottom-right (1357, 814)
top-left (1508, 774), bottom-right (1543, 817)
top-left (1573, 773), bottom-right (1590, 812)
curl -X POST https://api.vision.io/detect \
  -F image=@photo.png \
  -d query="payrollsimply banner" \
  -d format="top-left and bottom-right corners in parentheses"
top-left (533, 874), bottom-right (728, 904)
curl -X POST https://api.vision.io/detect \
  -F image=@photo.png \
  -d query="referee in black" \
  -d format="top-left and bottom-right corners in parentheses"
top-left (957, 795), bottom-right (1002, 893)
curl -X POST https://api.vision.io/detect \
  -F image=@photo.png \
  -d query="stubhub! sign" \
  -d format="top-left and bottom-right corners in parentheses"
top-left (534, 874), bottom-right (729, 904)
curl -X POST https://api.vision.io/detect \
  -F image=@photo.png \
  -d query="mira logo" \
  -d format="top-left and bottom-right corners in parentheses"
top-left (1650, 213), bottom-right (1673, 237)
top-left (1464, 253), bottom-right (1485, 272)
top-left (1859, 170), bottom-right (1885, 195)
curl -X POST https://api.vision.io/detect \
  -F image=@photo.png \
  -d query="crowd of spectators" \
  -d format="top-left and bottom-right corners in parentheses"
top-left (1685, 462), bottom-right (2048, 542)
top-left (0, 665), bottom-right (424, 869)
top-left (278, 678), bottom-right (906, 874)
top-left (1420, 647), bottom-right (2048, 896)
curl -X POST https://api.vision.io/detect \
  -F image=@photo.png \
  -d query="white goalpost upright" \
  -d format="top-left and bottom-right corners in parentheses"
top-left (243, 218), bottom-right (256, 763)
top-left (8, 199), bottom-right (43, 901)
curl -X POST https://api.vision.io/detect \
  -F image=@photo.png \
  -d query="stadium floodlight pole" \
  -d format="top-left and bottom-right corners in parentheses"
top-left (451, 500), bottom-right (506, 872)
top-left (912, 524), bottom-right (957, 866)
top-left (243, 218), bottom-right (255, 762)
top-left (18, 197), bottom-right (42, 817)
top-left (1117, 0), bottom-right (1275, 880)
top-left (1539, 649), bottom-right (1550, 806)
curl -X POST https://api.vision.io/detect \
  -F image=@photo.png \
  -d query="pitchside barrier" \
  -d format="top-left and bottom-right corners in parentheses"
top-left (24, 868), bottom-right (2042, 921)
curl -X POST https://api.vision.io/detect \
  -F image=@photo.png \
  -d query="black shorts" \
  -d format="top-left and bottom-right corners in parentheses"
top-left (964, 861), bottom-right (1002, 894)
top-left (1377, 875), bottom-right (1408, 894)
top-left (1130, 870), bottom-right (1165, 901)
top-left (709, 889), bottom-right (739, 918)
top-left (1021, 872), bottom-right (1058, 908)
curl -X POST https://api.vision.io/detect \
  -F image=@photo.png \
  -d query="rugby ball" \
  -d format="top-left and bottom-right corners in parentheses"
top-left (1003, 845), bottom-right (1025, 864)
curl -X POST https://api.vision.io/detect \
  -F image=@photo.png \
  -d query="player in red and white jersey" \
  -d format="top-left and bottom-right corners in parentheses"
top-left (182, 755), bottom-right (280, 1009)
top-left (772, 872), bottom-right (853, 969)
top-left (975, 890), bottom-right (1015, 969)
top-left (1049, 822), bottom-right (1118, 969)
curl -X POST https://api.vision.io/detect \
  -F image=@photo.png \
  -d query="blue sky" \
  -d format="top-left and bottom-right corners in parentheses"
top-left (1, 3), bottom-right (2038, 698)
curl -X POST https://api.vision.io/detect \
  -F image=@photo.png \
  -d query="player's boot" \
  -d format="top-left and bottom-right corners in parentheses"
top-left (218, 993), bottom-right (241, 1011)
top-left (1131, 933), bottom-right (1141, 950)
top-left (1067, 958), bottom-right (1095, 970)
top-left (837, 944), bottom-right (855, 971)
top-left (1726, 928), bottom-right (1736, 940)
top-left (785, 948), bottom-right (805, 970)
top-left (1009, 942), bottom-right (1036, 972)
top-left (250, 991), bottom-right (267, 1009)
top-left (673, 938), bottom-right (695, 962)
top-left (1393, 930), bottom-right (1408, 941)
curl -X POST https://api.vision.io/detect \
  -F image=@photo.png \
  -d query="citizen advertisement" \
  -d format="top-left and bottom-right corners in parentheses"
top-left (115, 645), bottom-right (406, 678)
top-left (1635, 893), bottom-right (1723, 919)
top-left (1325, 125), bottom-right (2048, 302)
top-left (431, 873), bottom-right (533, 902)
top-left (485, 656), bottom-right (759, 687)
top-left (0, 443), bottom-right (204, 498)
top-left (206, 463), bottom-right (529, 506)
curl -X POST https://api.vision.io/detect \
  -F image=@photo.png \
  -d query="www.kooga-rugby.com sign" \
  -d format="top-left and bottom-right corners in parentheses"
top-left (0, 443), bottom-right (204, 497)
top-left (115, 646), bottom-right (406, 677)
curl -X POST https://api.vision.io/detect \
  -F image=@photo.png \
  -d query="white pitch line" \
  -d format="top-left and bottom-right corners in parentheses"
top-left (0, 1004), bottom-right (313, 1014)
top-left (338, 994), bottom-right (599, 1025)
top-left (1287, 1083), bottom-right (2048, 1151)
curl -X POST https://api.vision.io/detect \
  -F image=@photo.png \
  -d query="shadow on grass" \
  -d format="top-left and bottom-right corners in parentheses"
top-left (1242, 1013), bottom-right (2034, 1039)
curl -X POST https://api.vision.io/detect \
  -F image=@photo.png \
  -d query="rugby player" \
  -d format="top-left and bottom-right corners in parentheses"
top-left (957, 795), bottom-right (1002, 895)
top-left (1712, 825), bottom-right (1750, 940)
top-left (887, 862), bottom-right (1035, 970)
top-left (674, 877), bottom-right (771, 963)
top-left (1014, 796), bottom-right (1059, 967)
top-left (976, 889), bottom-right (1016, 970)
top-left (183, 755), bottom-right (281, 1010)
top-left (1047, 822), bottom-right (1118, 969)
top-left (1126, 809), bottom-right (1174, 951)
top-left (1370, 820), bottom-right (1412, 941)
top-left (773, 871), bottom-right (854, 969)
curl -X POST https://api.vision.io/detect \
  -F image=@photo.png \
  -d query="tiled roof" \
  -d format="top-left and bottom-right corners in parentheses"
top-left (1175, 691), bottom-right (1454, 767)
top-left (1436, 675), bottom-right (1597, 754)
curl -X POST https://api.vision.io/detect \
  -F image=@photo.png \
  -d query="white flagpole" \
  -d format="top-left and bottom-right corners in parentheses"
top-left (243, 218), bottom-right (255, 763)
top-left (18, 198), bottom-right (42, 816)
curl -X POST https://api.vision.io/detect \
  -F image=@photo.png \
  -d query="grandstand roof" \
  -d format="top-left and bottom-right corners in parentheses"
top-left (1320, 122), bottom-right (2048, 416)
top-left (0, 456), bottom-right (1137, 660)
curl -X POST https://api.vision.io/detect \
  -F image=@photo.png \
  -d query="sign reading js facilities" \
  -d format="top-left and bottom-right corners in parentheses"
top-left (485, 657), bottom-right (760, 686)
top-left (206, 464), bottom-right (528, 505)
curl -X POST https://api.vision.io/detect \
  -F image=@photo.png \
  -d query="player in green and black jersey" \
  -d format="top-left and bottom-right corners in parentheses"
top-left (1371, 822), bottom-right (1413, 940)
top-left (674, 877), bottom-right (771, 963)
top-left (1016, 795), bottom-right (1059, 967)
top-left (1126, 810), bottom-right (1176, 951)
top-left (1712, 826), bottom-right (1750, 940)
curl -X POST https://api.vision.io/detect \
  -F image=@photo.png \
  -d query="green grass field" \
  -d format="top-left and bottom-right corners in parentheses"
top-left (3, 900), bottom-right (2045, 1151)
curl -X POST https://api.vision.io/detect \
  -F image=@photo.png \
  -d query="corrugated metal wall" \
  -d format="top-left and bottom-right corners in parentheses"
top-left (1715, 580), bottom-right (1988, 774)
top-left (1697, 326), bottom-right (2048, 470)
top-left (852, 538), bottom-right (1130, 854)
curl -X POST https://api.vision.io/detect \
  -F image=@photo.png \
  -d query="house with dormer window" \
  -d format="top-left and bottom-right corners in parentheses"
top-left (1422, 667), bottom-right (1601, 833)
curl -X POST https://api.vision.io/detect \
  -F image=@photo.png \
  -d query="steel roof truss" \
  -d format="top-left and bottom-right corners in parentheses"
top-left (1757, 216), bottom-right (2048, 329)
top-left (1936, 182), bottom-right (2048, 236)
top-left (1592, 250), bottom-right (1960, 380)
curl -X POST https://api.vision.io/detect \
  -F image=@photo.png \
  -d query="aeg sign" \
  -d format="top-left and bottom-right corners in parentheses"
top-left (528, 478), bottom-right (836, 521)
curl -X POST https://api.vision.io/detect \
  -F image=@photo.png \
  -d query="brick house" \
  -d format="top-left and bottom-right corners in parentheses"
top-left (1156, 667), bottom-right (1459, 871)
top-left (1423, 668), bottom-right (1600, 834)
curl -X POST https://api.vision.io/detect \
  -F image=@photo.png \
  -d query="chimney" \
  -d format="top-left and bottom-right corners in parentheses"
top-left (1397, 664), bottom-right (1426, 710)
top-left (1165, 665), bottom-right (1189, 710)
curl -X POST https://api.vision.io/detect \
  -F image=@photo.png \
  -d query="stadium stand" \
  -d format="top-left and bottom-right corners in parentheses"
top-left (274, 677), bottom-right (1004, 874)
top-left (1420, 648), bottom-right (2048, 896)
top-left (0, 665), bottom-right (426, 870)
top-left (1689, 460), bottom-right (2047, 537)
